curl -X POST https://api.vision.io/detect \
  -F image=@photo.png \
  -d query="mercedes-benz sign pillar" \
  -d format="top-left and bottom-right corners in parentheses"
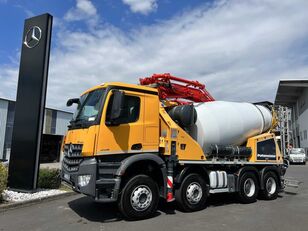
top-left (8, 13), bottom-right (53, 192)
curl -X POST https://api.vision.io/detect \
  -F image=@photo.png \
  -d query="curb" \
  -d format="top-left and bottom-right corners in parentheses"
top-left (0, 191), bottom-right (76, 213)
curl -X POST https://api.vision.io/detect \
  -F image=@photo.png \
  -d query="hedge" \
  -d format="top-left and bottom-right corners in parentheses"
top-left (0, 163), bottom-right (8, 200)
top-left (0, 165), bottom-right (61, 196)
top-left (38, 168), bottom-right (61, 189)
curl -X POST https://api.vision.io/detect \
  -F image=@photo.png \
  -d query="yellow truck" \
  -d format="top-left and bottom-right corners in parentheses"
top-left (61, 74), bottom-right (287, 219)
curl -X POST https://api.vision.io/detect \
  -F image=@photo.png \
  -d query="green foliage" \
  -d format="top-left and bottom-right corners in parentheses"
top-left (38, 168), bottom-right (61, 189)
top-left (0, 163), bottom-right (8, 200)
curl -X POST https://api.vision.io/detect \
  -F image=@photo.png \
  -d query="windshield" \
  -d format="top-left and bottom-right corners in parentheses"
top-left (72, 88), bottom-right (105, 124)
top-left (291, 148), bottom-right (305, 154)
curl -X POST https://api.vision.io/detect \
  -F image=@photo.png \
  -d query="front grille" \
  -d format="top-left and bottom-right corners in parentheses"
top-left (62, 144), bottom-right (83, 172)
top-left (292, 158), bottom-right (303, 162)
top-left (64, 144), bottom-right (83, 157)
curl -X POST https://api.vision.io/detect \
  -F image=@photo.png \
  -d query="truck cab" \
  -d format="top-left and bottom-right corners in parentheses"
top-left (62, 83), bottom-right (165, 208)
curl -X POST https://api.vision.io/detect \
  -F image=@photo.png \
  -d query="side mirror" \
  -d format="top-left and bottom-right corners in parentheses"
top-left (109, 90), bottom-right (125, 121)
top-left (66, 98), bottom-right (80, 107)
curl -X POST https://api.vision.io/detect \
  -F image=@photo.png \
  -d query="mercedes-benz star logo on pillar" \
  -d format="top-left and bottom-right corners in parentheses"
top-left (24, 26), bottom-right (42, 48)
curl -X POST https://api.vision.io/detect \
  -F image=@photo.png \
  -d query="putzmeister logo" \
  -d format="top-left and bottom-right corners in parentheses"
top-left (24, 26), bottom-right (42, 48)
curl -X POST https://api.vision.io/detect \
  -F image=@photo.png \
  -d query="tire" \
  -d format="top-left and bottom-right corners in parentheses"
top-left (259, 171), bottom-right (279, 200)
top-left (175, 173), bottom-right (208, 212)
top-left (237, 172), bottom-right (259, 204)
top-left (118, 174), bottom-right (159, 220)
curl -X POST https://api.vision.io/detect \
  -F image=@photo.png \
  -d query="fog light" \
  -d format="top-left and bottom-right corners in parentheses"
top-left (78, 175), bottom-right (91, 187)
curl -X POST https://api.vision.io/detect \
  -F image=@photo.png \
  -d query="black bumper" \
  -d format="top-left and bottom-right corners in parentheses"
top-left (61, 158), bottom-right (121, 202)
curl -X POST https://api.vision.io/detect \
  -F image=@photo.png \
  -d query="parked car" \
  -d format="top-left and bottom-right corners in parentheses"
top-left (289, 148), bottom-right (306, 164)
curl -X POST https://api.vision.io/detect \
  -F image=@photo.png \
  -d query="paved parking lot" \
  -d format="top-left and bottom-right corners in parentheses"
top-left (1, 164), bottom-right (307, 231)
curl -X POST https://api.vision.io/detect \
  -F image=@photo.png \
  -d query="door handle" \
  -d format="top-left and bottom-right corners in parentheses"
top-left (131, 143), bottom-right (142, 150)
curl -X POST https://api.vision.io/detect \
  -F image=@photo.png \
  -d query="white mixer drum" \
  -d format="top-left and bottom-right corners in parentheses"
top-left (190, 101), bottom-right (272, 151)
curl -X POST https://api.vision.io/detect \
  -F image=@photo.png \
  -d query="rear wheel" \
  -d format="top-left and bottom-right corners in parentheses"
top-left (175, 173), bottom-right (208, 212)
top-left (118, 174), bottom-right (159, 220)
top-left (260, 171), bottom-right (278, 200)
top-left (237, 172), bottom-right (259, 203)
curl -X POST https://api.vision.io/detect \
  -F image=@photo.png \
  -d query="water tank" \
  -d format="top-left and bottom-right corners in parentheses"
top-left (189, 101), bottom-right (272, 152)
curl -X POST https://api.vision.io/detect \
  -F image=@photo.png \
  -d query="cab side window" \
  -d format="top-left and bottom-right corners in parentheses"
top-left (257, 139), bottom-right (276, 154)
top-left (106, 94), bottom-right (140, 124)
top-left (256, 138), bottom-right (276, 160)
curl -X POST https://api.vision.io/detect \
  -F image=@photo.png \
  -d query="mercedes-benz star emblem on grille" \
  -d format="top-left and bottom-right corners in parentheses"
top-left (68, 144), bottom-right (73, 155)
top-left (24, 26), bottom-right (42, 48)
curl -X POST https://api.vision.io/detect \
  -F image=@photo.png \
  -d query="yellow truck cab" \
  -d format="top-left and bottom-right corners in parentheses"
top-left (61, 81), bottom-right (286, 220)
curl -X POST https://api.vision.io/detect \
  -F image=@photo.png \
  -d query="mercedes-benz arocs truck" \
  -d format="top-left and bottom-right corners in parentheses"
top-left (61, 74), bottom-right (287, 220)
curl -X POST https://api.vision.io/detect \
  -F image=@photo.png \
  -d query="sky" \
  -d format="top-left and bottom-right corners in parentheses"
top-left (0, 0), bottom-right (308, 110)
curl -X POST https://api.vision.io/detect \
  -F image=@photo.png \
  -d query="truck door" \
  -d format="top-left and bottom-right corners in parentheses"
top-left (96, 90), bottom-right (145, 155)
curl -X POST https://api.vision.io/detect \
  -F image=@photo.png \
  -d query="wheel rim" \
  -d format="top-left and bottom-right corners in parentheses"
top-left (266, 177), bottom-right (277, 195)
top-left (186, 182), bottom-right (203, 204)
top-left (130, 185), bottom-right (152, 211)
top-left (243, 178), bottom-right (255, 197)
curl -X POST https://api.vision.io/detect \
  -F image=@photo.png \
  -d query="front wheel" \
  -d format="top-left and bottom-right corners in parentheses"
top-left (118, 174), bottom-right (159, 220)
top-left (175, 173), bottom-right (208, 212)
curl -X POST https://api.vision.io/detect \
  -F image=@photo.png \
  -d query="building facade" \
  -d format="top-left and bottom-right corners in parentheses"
top-left (0, 97), bottom-right (72, 162)
top-left (275, 80), bottom-right (308, 152)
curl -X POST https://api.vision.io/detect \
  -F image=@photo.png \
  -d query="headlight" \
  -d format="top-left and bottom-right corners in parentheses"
top-left (78, 175), bottom-right (91, 187)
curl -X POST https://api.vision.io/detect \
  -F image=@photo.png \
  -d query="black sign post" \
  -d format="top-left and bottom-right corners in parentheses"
top-left (8, 14), bottom-right (53, 192)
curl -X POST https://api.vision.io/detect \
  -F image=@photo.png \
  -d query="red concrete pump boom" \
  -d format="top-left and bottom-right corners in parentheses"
top-left (139, 73), bottom-right (215, 104)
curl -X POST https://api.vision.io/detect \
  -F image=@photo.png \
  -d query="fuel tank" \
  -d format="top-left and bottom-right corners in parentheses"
top-left (189, 101), bottom-right (272, 151)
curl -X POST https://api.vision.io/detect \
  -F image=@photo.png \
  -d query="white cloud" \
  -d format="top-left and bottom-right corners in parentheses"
top-left (14, 4), bottom-right (35, 17)
top-left (122, 0), bottom-right (157, 15)
top-left (0, 66), bottom-right (18, 100)
top-left (1, 0), bottom-right (308, 110)
top-left (64, 0), bottom-right (98, 27)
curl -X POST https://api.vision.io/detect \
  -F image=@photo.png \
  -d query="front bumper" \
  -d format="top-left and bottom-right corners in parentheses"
top-left (61, 157), bottom-right (121, 202)
top-left (289, 157), bottom-right (306, 163)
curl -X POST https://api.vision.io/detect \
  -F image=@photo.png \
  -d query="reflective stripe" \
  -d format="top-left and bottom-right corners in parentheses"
top-left (179, 160), bottom-right (282, 165)
top-left (167, 176), bottom-right (175, 202)
top-left (167, 176), bottom-right (173, 188)
top-left (96, 149), bottom-right (158, 155)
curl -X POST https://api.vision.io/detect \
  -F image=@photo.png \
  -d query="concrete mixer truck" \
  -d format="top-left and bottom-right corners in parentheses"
top-left (61, 73), bottom-right (287, 220)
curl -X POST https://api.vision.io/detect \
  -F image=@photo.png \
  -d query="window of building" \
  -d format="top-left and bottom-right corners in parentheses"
top-left (299, 99), bottom-right (305, 110)
top-left (45, 109), bottom-right (52, 134)
top-left (300, 131), bottom-right (303, 141)
top-left (45, 109), bottom-right (57, 134)
top-left (51, 110), bottom-right (57, 134)
top-left (3, 101), bottom-right (15, 160)
top-left (304, 130), bottom-right (307, 140)
top-left (106, 95), bottom-right (140, 124)
top-left (294, 105), bottom-right (298, 120)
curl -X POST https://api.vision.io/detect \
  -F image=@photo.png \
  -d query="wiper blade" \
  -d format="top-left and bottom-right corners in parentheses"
top-left (69, 118), bottom-right (90, 129)
top-left (70, 118), bottom-right (83, 124)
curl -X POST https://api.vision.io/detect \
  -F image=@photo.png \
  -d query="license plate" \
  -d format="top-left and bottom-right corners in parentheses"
top-left (64, 173), bottom-right (70, 181)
